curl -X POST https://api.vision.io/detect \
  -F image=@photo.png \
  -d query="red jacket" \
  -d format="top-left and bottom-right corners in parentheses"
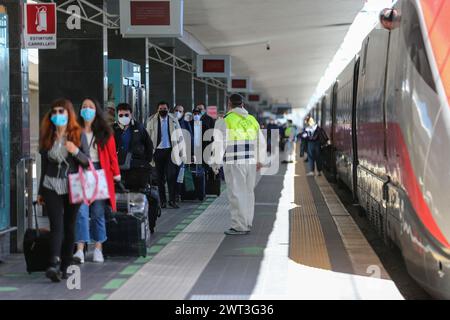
top-left (98, 136), bottom-right (120, 211)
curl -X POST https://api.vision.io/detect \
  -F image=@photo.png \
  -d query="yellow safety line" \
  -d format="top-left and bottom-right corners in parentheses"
top-left (289, 147), bottom-right (332, 270)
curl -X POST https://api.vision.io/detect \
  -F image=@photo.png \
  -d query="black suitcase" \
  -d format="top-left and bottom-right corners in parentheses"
top-left (104, 193), bottom-right (150, 257)
top-left (206, 169), bottom-right (221, 196)
top-left (181, 165), bottom-right (205, 201)
top-left (23, 202), bottom-right (51, 273)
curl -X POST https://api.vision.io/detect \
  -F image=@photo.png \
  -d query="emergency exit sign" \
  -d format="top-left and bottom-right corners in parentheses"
top-left (24, 3), bottom-right (57, 49)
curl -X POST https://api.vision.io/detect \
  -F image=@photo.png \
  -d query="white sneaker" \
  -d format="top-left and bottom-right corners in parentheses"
top-left (73, 250), bottom-right (85, 264)
top-left (306, 172), bottom-right (315, 177)
top-left (93, 248), bottom-right (104, 263)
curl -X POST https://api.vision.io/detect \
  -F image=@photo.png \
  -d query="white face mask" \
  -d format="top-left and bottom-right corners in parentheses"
top-left (175, 111), bottom-right (183, 120)
top-left (118, 116), bottom-right (131, 127)
top-left (193, 115), bottom-right (201, 121)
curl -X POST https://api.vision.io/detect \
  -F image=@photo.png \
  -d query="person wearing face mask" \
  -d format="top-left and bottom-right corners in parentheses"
top-left (113, 103), bottom-right (153, 190)
top-left (172, 105), bottom-right (194, 201)
top-left (146, 101), bottom-right (186, 209)
top-left (195, 103), bottom-right (216, 158)
top-left (73, 98), bottom-right (121, 264)
top-left (37, 99), bottom-right (90, 282)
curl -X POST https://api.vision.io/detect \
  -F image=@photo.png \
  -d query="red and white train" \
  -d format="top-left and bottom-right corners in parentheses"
top-left (310, 0), bottom-right (450, 298)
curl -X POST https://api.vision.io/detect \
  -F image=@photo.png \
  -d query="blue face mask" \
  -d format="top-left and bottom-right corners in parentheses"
top-left (200, 110), bottom-right (206, 116)
top-left (51, 114), bottom-right (68, 127)
top-left (80, 108), bottom-right (96, 122)
top-left (193, 115), bottom-right (201, 121)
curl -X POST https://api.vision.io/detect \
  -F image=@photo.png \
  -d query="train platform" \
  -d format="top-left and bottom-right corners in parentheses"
top-left (0, 157), bottom-right (404, 300)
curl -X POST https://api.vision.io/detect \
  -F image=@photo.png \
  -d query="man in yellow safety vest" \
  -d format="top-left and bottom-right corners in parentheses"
top-left (210, 94), bottom-right (267, 235)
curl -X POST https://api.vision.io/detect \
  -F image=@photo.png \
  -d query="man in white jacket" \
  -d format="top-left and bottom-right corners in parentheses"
top-left (210, 94), bottom-right (267, 235)
top-left (146, 101), bottom-right (186, 208)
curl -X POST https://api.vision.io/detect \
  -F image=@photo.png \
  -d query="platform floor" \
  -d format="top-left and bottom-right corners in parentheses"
top-left (0, 157), bottom-right (404, 300)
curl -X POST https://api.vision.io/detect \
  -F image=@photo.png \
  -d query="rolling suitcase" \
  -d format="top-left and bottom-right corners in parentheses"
top-left (103, 192), bottom-right (150, 257)
top-left (181, 165), bottom-right (205, 201)
top-left (23, 202), bottom-right (51, 273)
top-left (141, 185), bottom-right (161, 233)
top-left (206, 169), bottom-right (221, 196)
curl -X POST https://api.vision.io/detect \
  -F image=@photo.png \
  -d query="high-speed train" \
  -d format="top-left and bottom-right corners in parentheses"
top-left (310, 0), bottom-right (450, 298)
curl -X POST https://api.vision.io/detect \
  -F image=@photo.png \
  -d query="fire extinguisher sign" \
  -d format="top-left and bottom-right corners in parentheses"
top-left (24, 3), bottom-right (57, 49)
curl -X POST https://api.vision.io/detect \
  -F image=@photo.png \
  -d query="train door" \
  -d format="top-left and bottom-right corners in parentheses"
top-left (331, 82), bottom-right (338, 145)
top-left (320, 97), bottom-right (326, 128)
top-left (351, 58), bottom-right (360, 202)
top-left (0, 10), bottom-right (10, 234)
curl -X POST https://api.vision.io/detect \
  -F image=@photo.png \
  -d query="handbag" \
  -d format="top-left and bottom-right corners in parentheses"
top-left (177, 164), bottom-right (185, 184)
top-left (68, 161), bottom-right (110, 205)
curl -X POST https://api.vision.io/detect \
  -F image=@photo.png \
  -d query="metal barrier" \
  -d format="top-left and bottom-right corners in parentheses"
top-left (16, 157), bottom-right (34, 252)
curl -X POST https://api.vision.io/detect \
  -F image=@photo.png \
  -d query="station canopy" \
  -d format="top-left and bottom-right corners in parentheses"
top-left (107, 0), bottom-right (363, 109)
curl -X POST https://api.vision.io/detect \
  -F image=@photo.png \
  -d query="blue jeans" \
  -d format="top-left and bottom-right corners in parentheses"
top-left (307, 140), bottom-right (323, 173)
top-left (75, 200), bottom-right (108, 244)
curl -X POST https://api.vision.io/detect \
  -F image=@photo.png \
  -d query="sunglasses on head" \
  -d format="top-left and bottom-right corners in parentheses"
top-left (52, 108), bottom-right (65, 115)
top-left (118, 114), bottom-right (130, 118)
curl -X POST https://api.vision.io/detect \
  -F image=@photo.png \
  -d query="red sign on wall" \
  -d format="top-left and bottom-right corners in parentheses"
top-left (249, 94), bottom-right (260, 102)
top-left (24, 3), bottom-right (57, 49)
top-left (130, 1), bottom-right (171, 26)
top-left (203, 60), bottom-right (225, 73)
top-left (232, 79), bottom-right (248, 89)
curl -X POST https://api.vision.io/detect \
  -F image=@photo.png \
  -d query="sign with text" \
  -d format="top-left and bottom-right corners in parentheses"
top-left (120, 0), bottom-right (183, 38)
top-left (24, 3), bottom-right (57, 49)
top-left (228, 77), bottom-right (251, 93)
top-left (196, 55), bottom-right (231, 78)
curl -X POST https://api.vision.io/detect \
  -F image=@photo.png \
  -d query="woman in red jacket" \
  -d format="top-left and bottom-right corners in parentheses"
top-left (73, 98), bottom-right (121, 264)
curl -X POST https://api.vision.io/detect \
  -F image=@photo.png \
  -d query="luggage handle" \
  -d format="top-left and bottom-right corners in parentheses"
top-left (32, 201), bottom-right (41, 237)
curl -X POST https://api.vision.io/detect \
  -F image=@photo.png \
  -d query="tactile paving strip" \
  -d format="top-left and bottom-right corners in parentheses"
top-left (289, 160), bottom-right (332, 270)
top-left (290, 207), bottom-right (331, 269)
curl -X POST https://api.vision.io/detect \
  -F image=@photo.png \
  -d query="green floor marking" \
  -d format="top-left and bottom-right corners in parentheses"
top-left (182, 219), bottom-right (194, 224)
top-left (88, 293), bottom-right (109, 300)
top-left (0, 287), bottom-right (18, 292)
top-left (135, 256), bottom-right (153, 264)
top-left (157, 237), bottom-right (174, 245)
top-left (147, 245), bottom-right (164, 254)
top-left (120, 265), bottom-right (141, 276)
top-left (166, 230), bottom-right (179, 236)
top-left (174, 224), bottom-right (188, 230)
top-left (2, 273), bottom-right (40, 278)
top-left (197, 205), bottom-right (209, 210)
top-left (103, 278), bottom-right (128, 290)
top-left (234, 246), bottom-right (265, 256)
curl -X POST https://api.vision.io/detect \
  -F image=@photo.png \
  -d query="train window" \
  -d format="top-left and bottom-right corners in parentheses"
top-left (401, 3), bottom-right (436, 92)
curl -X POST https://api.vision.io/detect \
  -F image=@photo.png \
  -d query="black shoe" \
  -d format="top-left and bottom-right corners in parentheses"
top-left (169, 201), bottom-right (179, 209)
top-left (161, 202), bottom-right (167, 209)
top-left (150, 227), bottom-right (155, 234)
top-left (46, 267), bottom-right (61, 283)
top-left (46, 257), bottom-right (62, 283)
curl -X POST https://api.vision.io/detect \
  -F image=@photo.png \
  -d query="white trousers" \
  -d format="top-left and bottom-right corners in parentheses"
top-left (284, 140), bottom-right (294, 161)
top-left (224, 163), bottom-right (257, 232)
